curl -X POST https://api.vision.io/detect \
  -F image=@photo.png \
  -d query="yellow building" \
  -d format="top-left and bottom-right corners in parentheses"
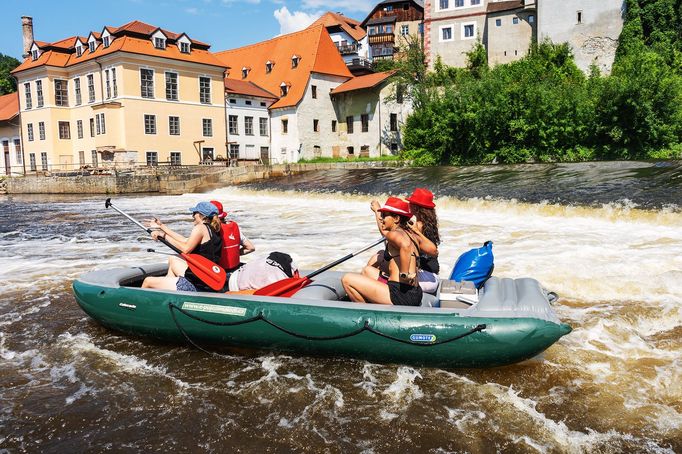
top-left (12, 20), bottom-right (228, 171)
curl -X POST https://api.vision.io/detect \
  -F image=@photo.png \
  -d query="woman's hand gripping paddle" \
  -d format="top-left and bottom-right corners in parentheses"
top-left (105, 198), bottom-right (226, 291)
top-left (254, 238), bottom-right (386, 297)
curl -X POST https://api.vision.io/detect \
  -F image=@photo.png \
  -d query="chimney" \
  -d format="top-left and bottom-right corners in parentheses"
top-left (22, 16), bottom-right (33, 59)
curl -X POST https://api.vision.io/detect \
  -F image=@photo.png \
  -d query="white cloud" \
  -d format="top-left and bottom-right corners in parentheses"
top-left (221, 0), bottom-right (261, 4)
top-left (273, 6), bottom-right (319, 35)
top-left (185, 7), bottom-right (200, 14)
top-left (301, 0), bottom-right (372, 13)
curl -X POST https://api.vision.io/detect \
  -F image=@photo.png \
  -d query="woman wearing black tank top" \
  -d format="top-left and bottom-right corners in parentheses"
top-left (141, 201), bottom-right (223, 292)
top-left (342, 197), bottom-right (437, 306)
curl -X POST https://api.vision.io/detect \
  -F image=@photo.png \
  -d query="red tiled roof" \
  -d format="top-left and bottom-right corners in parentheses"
top-left (487, 0), bottom-right (525, 13)
top-left (309, 12), bottom-right (366, 42)
top-left (331, 70), bottom-right (394, 94)
top-left (215, 25), bottom-right (352, 109)
top-left (0, 93), bottom-right (19, 122)
top-left (225, 79), bottom-right (278, 99)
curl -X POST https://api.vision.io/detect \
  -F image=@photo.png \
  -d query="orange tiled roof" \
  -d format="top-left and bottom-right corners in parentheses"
top-left (225, 79), bottom-right (278, 99)
top-left (330, 70), bottom-right (394, 95)
top-left (215, 25), bottom-right (352, 109)
top-left (487, 0), bottom-right (525, 13)
top-left (309, 12), bottom-right (366, 42)
top-left (0, 93), bottom-right (19, 122)
top-left (12, 21), bottom-right (223, 74)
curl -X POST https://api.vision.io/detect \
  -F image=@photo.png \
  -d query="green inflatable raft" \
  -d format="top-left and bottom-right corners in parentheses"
top-left (72, 263), bottom-right (571, 368)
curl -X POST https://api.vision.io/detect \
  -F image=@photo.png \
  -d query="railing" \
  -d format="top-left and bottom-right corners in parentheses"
top-left (336, 43), bottom-right (358, 55)
top-left (348, 58), bottom-right (373, 70)
top-left (368, 33), bottom-right (395, 45)
top-left (5, 160), bottom-right (239, 177)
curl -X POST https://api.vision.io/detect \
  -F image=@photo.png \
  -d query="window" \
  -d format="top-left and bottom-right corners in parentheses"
top-left (166, 72), bottom-right (178, 100)
top-left (39, 122), bottom-right (45, 140)
top-left (397, 85), bottom-right (404, 103)
top-left (529, 15), bottom-right (535, 24)
top-left (512, 17), bottom-right (519, 25)
top-left (455, 0), bottom-right (464, 6)
top-left (229, 99), bottom-right (236, 104)
top-left (577, 11), bottom-right (583, 24)
top-left (75, 78), bottom-right (82, 105)
top-left (463, 24), bottom-right (475, 38)
top-left (385, 5), bottom-right (393, 11)
top-left (32, 49), bottom-right (39, 60)
top-left (202, 118), bottom-right (212, 137)
top-left (59, 121), bottom-right (71, 139)
top-left (89, 41), bottom-right (95, 53)
top-left (260, 102), bottom-right (266, 107)
top-left (24, 83), bottom-right (32, 109)
top-left (311, 85), bottom-right (317, 99)
top-left (265, 61), bottom-right (274, 73)
top-left (76, 46), bottom-right (83, 57)
top-left (91, 150), bottom-right (98, 167)
top-left (14, 139), bottom-right (21, 164)
top-left (29, 153), bottom-right (36, 171)
top-left (281, 119), bottom-right (288, 134)
top-left (386, 25), bottom-right (393, 34)
top-left (259, 117), bottom-right (268, 136)
top-left (496, 18), bottom-right (502, 27)
top-left (313, 119), bottom-right (319, 132)
top-left (144, 114), bottom-right (156, 134)
top-left (368, 26), bottom-right (376, 35)
top-left (141, 69), bottom-right (154, 98)
top-left (154, 37), bottom-right (166, 49)
top-left (229, 144), bottom-right (239, 160)
top-left (441, 27), bottom-right (452, 41)
top-left (169, 116), bottom-right (180, 135)
top-left (77, 120), bottom-right (83, 139)
top-left (54, 79), bottom-right (69, 107)
top-left (332, 120), bottom-right (337, 132)
top-left (199, 77), bottom-right (211, 104)
top-left (90, 118), bottom-right (95, 137)
top-left (346, 116), bottom-right (354, 134)
top-left (242, 67), bottom-right (249, 78)
top-left (87, 74), bottom-right (95, 103)
top-left (347, 146), bottom-right (354, 155)
top-left (111, 68), bottom-right (118, 97)
top-left (96, 115), bottom-right (101, 135)
top-left (146, 151), bottom-right (158, 166)
top-left (41, 152), bottom-right (48, 171)
top-left (280, 84), bottom-right (288, 96)
top-left (390, 113), bottom-right (398, 132)
top-left (98, 113), bottom-right (106, 134)
top-left (36, 80), bottom-right (43, 107)
top-left (180, 42), bottom-right (190, 53)
top-left (105, 70), bottom-right (111, 99)
top-left (79, 150), bottom-right (85, 166)
top-left (401, 25), bottom-right (409, 36)
top-left (439, 0), bottom-right (448, 10)
top-left (245, 100), bottom-right (252, 105)
top-left (170, 152), bottom-right (181, 165)
top-left (361, 114), bottom-right (369, 133)
top-left (229, 115), bottom-right (238, 135)
top-left (245, 116), bottom-right (253, 135)
top-left (471, 0), bottom-right (480, 4)
top-left (27, 123), bottom-right (34, 141)
top-left (291, 56), bottom-right (299, 68)
top-left (103, 36), bottom-right (110, 48)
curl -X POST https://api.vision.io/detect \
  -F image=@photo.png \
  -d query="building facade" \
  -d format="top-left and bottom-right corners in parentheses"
top-left (486, 1), bottom-right (537, 66)
top-left (309, 12), bottom-right (370, 75)
top-left (12, 20), bottom-right (228, 172)
top-left (0, 93), bottom-right (22, 176)
top-left (361, 0), bottom-right (425, 61)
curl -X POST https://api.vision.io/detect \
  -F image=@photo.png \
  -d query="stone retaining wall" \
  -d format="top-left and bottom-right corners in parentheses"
top-left (5, 161), bottom-right (403, 195)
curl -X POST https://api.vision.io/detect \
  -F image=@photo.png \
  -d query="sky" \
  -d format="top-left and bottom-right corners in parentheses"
top-left (0, 0), bottom-right (374, 60)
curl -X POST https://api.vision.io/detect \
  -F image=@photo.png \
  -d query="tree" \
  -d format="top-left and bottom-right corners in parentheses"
top-left (0, 53), bottom-right (21, 95)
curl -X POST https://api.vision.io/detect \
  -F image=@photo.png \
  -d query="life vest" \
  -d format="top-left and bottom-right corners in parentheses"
top-left (219, 221), bottom-right (241, 271)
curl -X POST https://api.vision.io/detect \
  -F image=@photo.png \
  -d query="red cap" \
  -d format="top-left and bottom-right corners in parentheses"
top-left (378, 196), bottom-right (412, 217)
top-left (210, 200), bottom-right (227, 219)
top-left (406, 188), bottom-right (435, 209)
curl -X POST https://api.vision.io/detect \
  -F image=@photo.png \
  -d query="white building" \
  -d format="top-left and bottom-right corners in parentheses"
top-left (0, 93), bottom-right (23, 176)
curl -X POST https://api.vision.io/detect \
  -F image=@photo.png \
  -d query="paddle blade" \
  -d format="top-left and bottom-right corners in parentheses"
top-left (253, 277), bottom-right (311, 297)
top-left (182, 253), bottom-right (226, 291)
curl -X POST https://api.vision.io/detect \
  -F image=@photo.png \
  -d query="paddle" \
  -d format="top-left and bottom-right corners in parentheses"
top-left (254, 238), bottom-right (386, 297)
top-left (105, 198), bottom-right (227, 291)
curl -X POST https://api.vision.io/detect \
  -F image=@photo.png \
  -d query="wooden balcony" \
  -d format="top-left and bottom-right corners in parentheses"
top-left (368, 33), bottom-right (395, 45)
top-left (336, 43), bottom-right (358, 55)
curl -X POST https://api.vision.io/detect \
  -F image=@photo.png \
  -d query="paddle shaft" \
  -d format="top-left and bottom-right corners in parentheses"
top-left (305, 237), bottom-right (385, 280)
top-left (105, 198), bottom-right (182, 255)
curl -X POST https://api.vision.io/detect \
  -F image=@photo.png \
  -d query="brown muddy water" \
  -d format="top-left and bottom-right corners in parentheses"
top-left (1, 162), bottom-right (681, 452)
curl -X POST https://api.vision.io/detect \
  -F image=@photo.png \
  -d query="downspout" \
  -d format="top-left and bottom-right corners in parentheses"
top-left (223, 70), bottom-right (229, 165)
top-left (10, 74), bottom-right (27, 175)
top-left (95, 58), bottom-right (105, 102)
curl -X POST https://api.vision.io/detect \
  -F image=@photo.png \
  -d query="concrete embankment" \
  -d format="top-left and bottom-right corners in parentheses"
top-left (5, 161), bottom-right (403, 195)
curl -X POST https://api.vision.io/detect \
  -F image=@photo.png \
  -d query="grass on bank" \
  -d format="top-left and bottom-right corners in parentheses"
top-left (297, 155), bottom-right (402, 164)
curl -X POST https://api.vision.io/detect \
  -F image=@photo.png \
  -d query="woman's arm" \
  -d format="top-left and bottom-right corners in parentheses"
top-left (152, 224), bottom-right (203, 254)
top-left (146, 218), bottom-right (188, 243)
top-left (370, 200), bottom-right (391, 237)
top-left (241, 238), bottom-right (255, 255)
top-left (407, 225), bottom-right (438, 257)
top-left (386, 231), bottom-right (417, 285)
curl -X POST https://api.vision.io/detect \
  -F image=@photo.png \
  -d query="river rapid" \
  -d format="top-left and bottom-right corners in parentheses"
top-left (0, 161), bottom-right (680, 453)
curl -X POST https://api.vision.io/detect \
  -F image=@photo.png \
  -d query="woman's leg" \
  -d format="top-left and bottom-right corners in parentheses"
top-left (167, 256), bottom-right (188, 278)
top-left (142, 276), bottom-right (179, 290)
top-left (342, 273), bottom-right (392, 305)
top-left (362, 265), bottom-right (381, 280)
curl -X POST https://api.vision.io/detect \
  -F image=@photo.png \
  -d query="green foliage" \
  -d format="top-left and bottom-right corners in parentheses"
top-left (402, 2), bottom-right (682, 165)
top-left (297, 155), bottom-right (401, 164)
top-left (0, 53), bottom-right (21, 95)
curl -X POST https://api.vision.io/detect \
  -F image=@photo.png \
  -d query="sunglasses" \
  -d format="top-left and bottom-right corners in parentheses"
top-left (380, 212), bottom-right (397, 219)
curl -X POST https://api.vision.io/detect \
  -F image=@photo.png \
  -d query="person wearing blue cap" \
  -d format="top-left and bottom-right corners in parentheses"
top-left (141, 201), bottom-right (223, 292)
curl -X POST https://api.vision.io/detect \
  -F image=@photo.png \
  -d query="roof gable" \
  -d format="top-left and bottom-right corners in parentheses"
top-left (309, 12), bottom-right (366, 42)
top-left (0, 93), bottom-right (20, 122)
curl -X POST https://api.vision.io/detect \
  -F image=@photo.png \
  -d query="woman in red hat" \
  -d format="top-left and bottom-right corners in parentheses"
top-left (363, 188), bottom-right (440, 294)
top-left (210, 200), bottom-right (255, 273)
top-left (342, 197), bottom-right (436, 306)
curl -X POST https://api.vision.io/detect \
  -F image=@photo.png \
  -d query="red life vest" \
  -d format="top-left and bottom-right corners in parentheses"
top-left (219, 221), bottom-right (241, 271)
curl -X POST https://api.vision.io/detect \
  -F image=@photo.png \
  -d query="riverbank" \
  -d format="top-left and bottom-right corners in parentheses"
top-left (3, 160), bottom-right (404, 195)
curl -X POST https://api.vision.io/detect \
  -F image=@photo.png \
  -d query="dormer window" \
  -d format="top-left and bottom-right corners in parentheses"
top-left (89, 41), bottom-right (96, 53)
top-left (31, 49), bottom-right (39, 60)
top-left (103, 36), bottom-right (110, 48)
top-left (154, 37), bottom-right (166, 49)
top-left (266, 61), bottom-right (274, 73)
top-left (76, 46), bottom-right (83, 57)
top-left (242, 67), bottom-right (250, 78)
top-left (180, 42), bottom-right (190, 53)
top-left (291, 55), bottom-right (299, 68)
top-left (280, 82), bottom-right (289, 96)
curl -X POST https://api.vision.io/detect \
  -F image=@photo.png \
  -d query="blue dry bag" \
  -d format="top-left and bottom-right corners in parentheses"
top-left (449, 241), bottom-right (494, 288)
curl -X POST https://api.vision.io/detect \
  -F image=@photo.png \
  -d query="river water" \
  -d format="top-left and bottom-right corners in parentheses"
top-left (1, 161), bottom-right (680, 452)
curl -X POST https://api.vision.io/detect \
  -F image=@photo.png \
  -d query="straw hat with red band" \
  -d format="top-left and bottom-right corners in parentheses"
top-left (210, 200), bottom-right (228, 219)
top-left (377, 196), bottom-right (412, 217)
top-left (406, 188), bottom-right (436, 209)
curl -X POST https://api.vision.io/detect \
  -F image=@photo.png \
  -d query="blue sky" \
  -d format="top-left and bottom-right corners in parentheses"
top-left (0, 0), bottom-right (373, 59)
